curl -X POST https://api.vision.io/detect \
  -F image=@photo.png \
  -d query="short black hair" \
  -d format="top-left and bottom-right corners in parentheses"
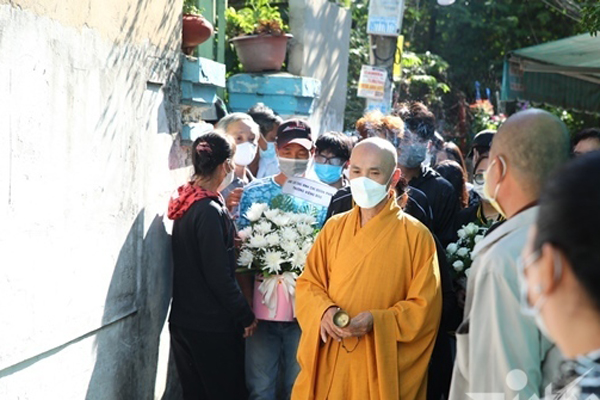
top-left (572, 127), bottom-right (600, 148)
top-left (315, 132), bottom-right (352, 162)
top-left (534, 151), bottom-right (600, 311)
top-left (393, 101), bottom-right (436, 141)
top-left (247, 103), bottom-right (283, 136)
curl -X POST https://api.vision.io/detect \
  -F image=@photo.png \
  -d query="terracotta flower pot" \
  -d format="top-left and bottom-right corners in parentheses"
top-left (182, 14), bottom-right (214, 55)
top-left (230, 34), bottom-right (293, 73)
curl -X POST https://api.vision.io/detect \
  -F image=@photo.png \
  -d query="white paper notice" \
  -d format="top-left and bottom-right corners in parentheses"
top-left (357, 65), bottom-right (387, 100)
top-left (282, 177), bottom-right (337, 208)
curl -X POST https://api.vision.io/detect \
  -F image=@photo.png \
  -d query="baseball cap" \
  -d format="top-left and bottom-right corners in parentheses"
top-left (276, 119), bottom-right (313, 150)
top-left (468, 129), bottom-right (496, 157)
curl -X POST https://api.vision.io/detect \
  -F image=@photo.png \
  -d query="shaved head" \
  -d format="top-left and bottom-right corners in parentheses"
top-left (491, 108), bottom-right (570, 195)
top-left (351, 138), bottom-right (398, 179)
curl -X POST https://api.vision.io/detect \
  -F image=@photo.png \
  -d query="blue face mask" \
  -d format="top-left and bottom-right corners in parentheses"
top-left (259, 142), bottom-right (277, 160)
top-left (314, 163), bottom-right (344, 184)
top-left (398, 142), bottom-right (428, 169)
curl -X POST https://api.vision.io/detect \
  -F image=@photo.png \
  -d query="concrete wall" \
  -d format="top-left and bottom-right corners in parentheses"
top-left (0, 1), bottom-right (190, 398)
top-left (288, 0), bottom-right (352, 135)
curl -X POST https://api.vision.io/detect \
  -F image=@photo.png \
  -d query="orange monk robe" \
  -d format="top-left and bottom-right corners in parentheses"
top-left (292, 194), bottom-right (442, 400)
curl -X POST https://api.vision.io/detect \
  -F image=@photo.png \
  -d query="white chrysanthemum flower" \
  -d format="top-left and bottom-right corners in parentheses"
top-left (464, 268), bottom-right (471, 278)
top-left (301, 214), bottom-right (317, 226)
top-left (245, 203), bottom-right (268, 222)
top-left (238, 249), bottom-right (254, 267)
top-left (453, 260), bottom-right (464, 272)
top-left (238, 227), bottom-right (253, 241)
top-left (265, 233), bottom-right (280, 246)
top-left (289, 214), bottom-right (304, 224)
top-left (446, 243), bottom-right (458, 254)
top-left (301, 239), bottom-right (314, 253)
top-left (297, 223), bottom-right (314, 237)
top-left (281, 240), bottom-right (299, 255)
top-left (280, 227), bottom-right (299, 242)
top-left (254, 221), bottom-right (273, 235)
top-left (262, 251), bottom-right (284, 275)
top-left (457, 247), bottom-right (469, 258)
top-left (474, 234), bottom-right (484, 244)
top-left (264, 208), bottom-right (280, 221)
top-left (291, 250), bottom-right (308, 271)
top-left (271, 214), bottom-right (292, 227)
top-left (249, 234), bottom-right (269, 248)
top-left (457, 229), bottom-right (466, 239)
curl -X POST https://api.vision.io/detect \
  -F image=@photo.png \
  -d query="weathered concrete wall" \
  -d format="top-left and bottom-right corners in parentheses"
top-left (0, 1), bottom-right (190, 398)
top-left (288, 0), bottom-right (351, 135)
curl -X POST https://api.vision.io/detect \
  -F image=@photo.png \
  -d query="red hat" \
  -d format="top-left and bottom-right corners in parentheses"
top-left (276, 119), bottom-right (313, 150)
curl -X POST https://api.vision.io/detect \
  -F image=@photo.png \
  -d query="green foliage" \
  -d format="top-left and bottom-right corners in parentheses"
top-left (402, 0), bottom-right (579, 98)
top-left (517, 101), bottom-right (587, 135)
top-left (226, 0), bottom-right (289, 38)
top-left (580, 0), bottom-right (600, 35)
top-left (183, 0), bottom-right (203, 15)
top-left (270, 194), bottom-right (318, 218)
top-left (397, 51), bottom-right (451, 116)
top-left (343, 0), bottom-right (370, 130)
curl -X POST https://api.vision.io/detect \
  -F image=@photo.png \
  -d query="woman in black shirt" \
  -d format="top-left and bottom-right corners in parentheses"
top-left (167, 132), bottom-right (257, 400)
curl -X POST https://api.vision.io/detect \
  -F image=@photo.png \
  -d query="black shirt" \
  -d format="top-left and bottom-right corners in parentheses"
top-left (325, 185), bottom-right (433, 230)
top-left (409, 166), bottom-right (460, 247)
top-left (169, 198), bottom-right (255, 333)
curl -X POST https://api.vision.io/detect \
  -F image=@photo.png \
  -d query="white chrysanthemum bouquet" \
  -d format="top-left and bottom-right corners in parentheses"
top-left (237, 202), bottom-right (318, 276)
top-left (237, 196), bottom-right (319, 321)
top-left (446, 222), bottom-right (488, 280)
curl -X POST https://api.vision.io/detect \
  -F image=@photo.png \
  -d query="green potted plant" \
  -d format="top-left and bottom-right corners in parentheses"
top-left (182, 0), bottom-right (212, 55)
top-left (226, 0), bottom-right (292, 72)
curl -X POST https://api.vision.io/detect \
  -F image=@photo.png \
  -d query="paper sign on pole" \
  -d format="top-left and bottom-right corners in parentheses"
top-left (367, 0), bottom-right (405, 37)
top-left (282, 177), bottom-right (337, 208)
top-left (357, 65), bottom-right (387, 100)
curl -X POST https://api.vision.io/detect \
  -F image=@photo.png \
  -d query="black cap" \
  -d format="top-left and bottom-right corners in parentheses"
top-left (276, 119), bottom-right (313, 150)
top-left (468, 129), bottom-right (496, 157)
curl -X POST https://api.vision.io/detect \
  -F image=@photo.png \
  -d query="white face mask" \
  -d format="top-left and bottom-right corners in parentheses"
top-left (473, 182), bottom-right (487, 200)
top-left (350, 173), bottom-right (393, 209)
top-left (218, 164), bottom-right (235, 192)
top-left (483, 157), bottom-right (507, 217)
top-left (234, 142), bottom-right (258, 167)
top-left (518, 250), bottom-right (562, 340)
top-left (278, 157), bottom-right (310, 178)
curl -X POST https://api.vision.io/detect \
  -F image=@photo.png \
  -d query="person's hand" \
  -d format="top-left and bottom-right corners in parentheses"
top-left (320, 307), bottom-right (346, 343)
top-left (244, 319), bottom-right (259, 338)
top-left (226, 188), bottom-right (244, 213)
top-left (339, 311), bottom-right (373, 338)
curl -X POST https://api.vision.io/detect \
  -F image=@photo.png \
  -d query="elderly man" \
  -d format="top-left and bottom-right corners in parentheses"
top-left (216, 112), bottom-right (261, 215)
top-left (293, 137), bottom-right (442, 400)
top-left (449, 109), bottom-right (570, 399)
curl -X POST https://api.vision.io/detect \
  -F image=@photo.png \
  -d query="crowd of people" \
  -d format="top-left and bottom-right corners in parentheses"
top-left (166, 100), bottom-right (600, 400)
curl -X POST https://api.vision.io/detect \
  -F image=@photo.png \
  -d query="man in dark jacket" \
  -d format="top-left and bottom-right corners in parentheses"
top-left (394, 102), bottom-right (459, 247)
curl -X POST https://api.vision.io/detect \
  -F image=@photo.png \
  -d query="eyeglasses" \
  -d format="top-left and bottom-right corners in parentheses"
top-left (315, 154), bottom-right (345, 166)
top-left (473, 172), bottom-right (485, 185)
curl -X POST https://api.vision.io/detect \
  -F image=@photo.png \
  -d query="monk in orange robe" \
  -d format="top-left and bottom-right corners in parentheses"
top-left (292, 138), bottom-right (442, 400)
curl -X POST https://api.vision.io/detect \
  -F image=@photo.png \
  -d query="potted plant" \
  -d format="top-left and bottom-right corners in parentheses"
top-left (182, 0), bottom-right (213, 55)
top-left (226, 0), bottom-right (292, 72)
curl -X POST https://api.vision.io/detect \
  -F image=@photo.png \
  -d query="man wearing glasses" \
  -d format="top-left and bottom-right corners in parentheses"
top-left (313, 132), bottom-right (352, 190)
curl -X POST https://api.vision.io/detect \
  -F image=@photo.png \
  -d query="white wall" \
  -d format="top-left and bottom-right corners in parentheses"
top-left (0, 2), bottom-right (190, 398)
top-left (288, 0), bottom-right (352, 135)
